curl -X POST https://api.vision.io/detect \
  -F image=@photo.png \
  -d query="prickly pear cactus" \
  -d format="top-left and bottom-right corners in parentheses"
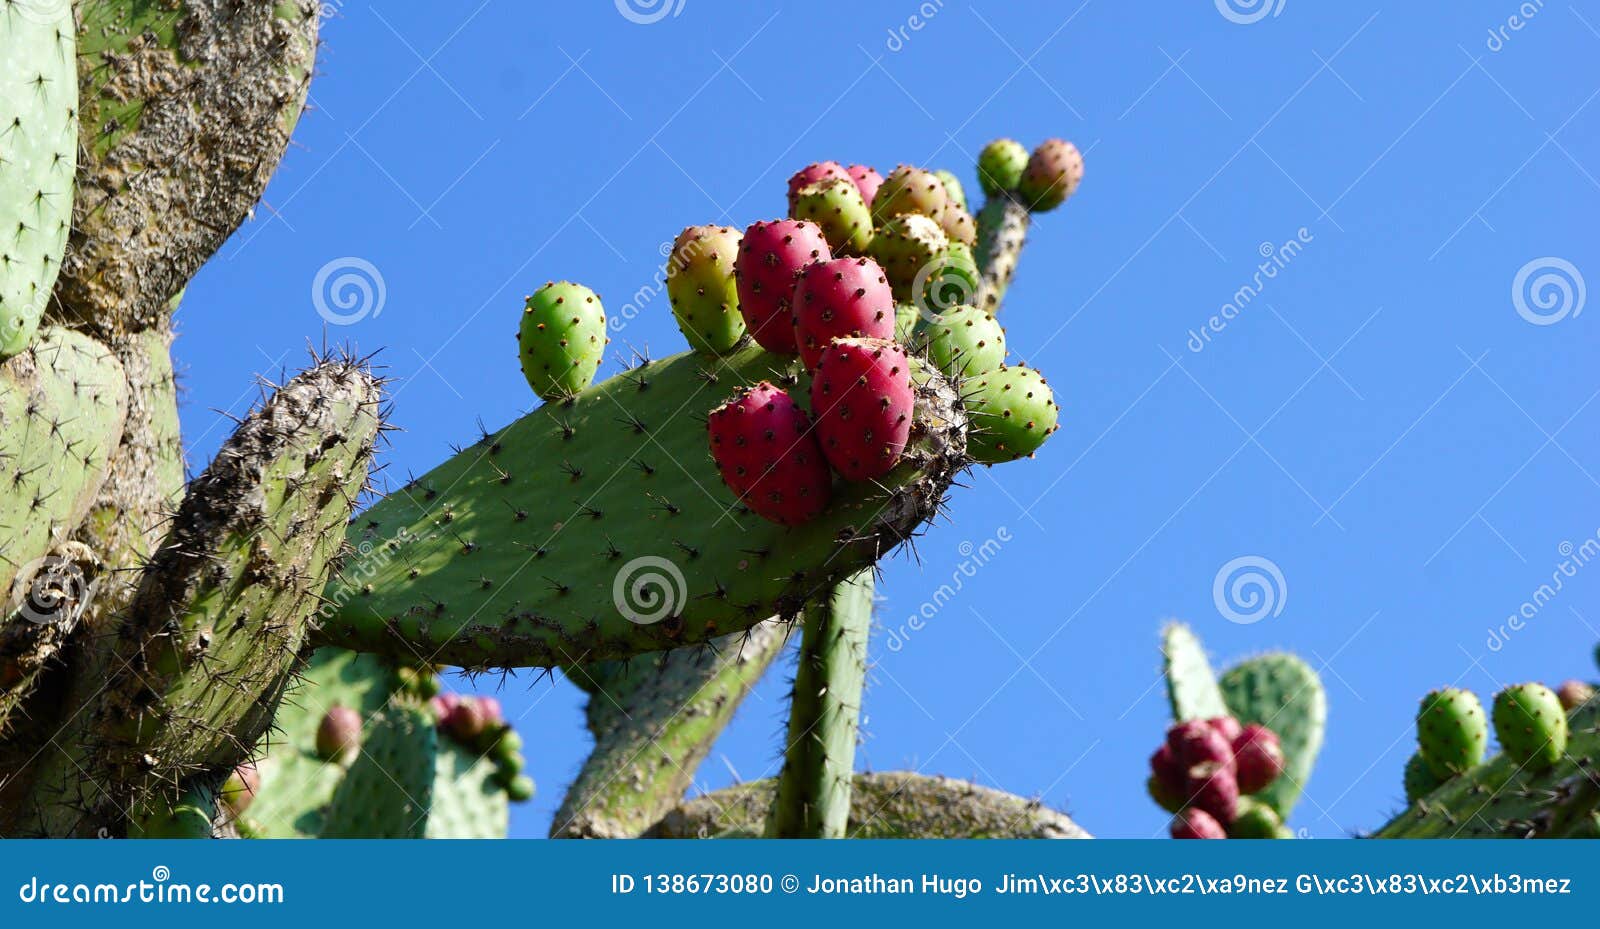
top-left (0, 0), bottom-right (77, 358)
top-left (321, 703), bottom-right (438, 839)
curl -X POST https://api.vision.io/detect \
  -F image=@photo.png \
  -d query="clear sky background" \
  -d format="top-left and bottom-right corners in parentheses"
top-left (180, 1), bottom-right (1598, 838)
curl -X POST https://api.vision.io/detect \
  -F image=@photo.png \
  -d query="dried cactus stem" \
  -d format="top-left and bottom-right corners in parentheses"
top-left (766, 570), bottom-right (873, 838)
top-left (973, 195), bottom-right (1030, 314)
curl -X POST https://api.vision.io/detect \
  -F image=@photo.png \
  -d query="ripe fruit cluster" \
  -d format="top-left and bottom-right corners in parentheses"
top-left (1149, 716), bottom-right (1287, 840)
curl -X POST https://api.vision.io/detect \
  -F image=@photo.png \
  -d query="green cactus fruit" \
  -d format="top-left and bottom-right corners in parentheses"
top-left (914, 241), bottom-right (981, 320)
top-left (1017, 138), bottom-right (1084, 213)
top-left (964, 364), bottom-right (1060, 464)
top-left (977, 138), bottom-right (1028, 197)
top-left (56, 0), bottom-right (318, 336)
top-left (319, 345), bottom-right (967, 669)
top-left (1220, 654), bottom-right (1326, 819)
top-left (0, 2), bottom-right (76, 358)
top-left (940, 202), bottom-right (977, 248)
top-left (666, 226), bottom-right (745, 354)
top-left (791, 177), bottom-right (873, 256)
top-left (918, 305), bottom-right (1006, 378)
top-left (519, 281), bottom-right (607, 399)
top-left (321, 703), bottom-right (438, 839)
top-left (1492, 683), bottom-right (1568, 771)
top-left (894, 302), bottom-right (920, 343)
top-left (934, 169), bottom-right (968, 213)
top-left (1229, 797), bottom-right (1289, 839)
top-left (220, 763), bottom-right (260, 816)
top-left (869, 212), bottom-right (949, 302)
top-left (871, 165), bottom-right (949, 226)
top-left (1417, 688), bottom-right (1488, 779)
top-left (1402, 751), bottom-right (1443, 804)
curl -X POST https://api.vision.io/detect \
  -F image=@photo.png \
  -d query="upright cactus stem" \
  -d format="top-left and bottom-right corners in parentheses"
top-left (767, 570), bottom-right (874, 838)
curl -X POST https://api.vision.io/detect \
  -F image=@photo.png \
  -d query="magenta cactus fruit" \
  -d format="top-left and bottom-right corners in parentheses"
top-left (734, 219), bottom-right (832, 354)
top-left (1557, 679), bottom-right (1594, 711)
top-left (1016, 138), bottom-right (1084, 212)
top-left (1207, 716), bottom-right (1244, 744)
top-left (1168, 719), bottom-right (1233, 769)
top-left (442, 697), bottom-right (490, 743)
top-left (1185, 760), bottom-right (1240, 825)
top-left (478, 696), bottom-right (504, 725)
top-left (707, 381), bottom-right (833, 526)
top-left (791, 177), bottom-right (873, 256)
top-left (1232, 723), bottom-right (1286, 794)
top-left (809, 337), bottom-right (914, 482)
top-left (518, 281), bottom-right (607, 400)
top-left (846, 164), bottom-right (883, 206)
top-left (315, 705), bottom-right (362, 762)
top-left (1171, 808), bottom-right (1226, 840)
top-left (1148, 744), bottom-right (1185, 813)
top-left (791, 256), bottom-right (895, 369)
top-left (786, 161), bottom-right (851, 211)
top-left (220, 762), bottom-right (260, 814)
top-left (666, 224), bottom-right (746, 354)
top-left (939, 202), bottom-right (976, 248)
top-left (871, 165), bottom-right (949, 226)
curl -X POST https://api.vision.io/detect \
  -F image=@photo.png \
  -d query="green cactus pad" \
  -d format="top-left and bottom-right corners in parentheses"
top-left (976, 139), bottom-right (1028, 198)
top-left (934, 169), bottom-right (969, 214)
top-left (869, 213), bottom-right (948, 302)
top-left (553, 619), bottom-right (788, 838)
top-left (1162, 621), bottom-right (1229, 721)
top-left (1492, 683), bottom-right (1567, 771)
top-left (318, 345), bottom-right (967, 669)
top-left (0, 328), bottom-right (128, 600)
top-left (425, 737), bottom-right (512, 838)
top-left (321, 703), bottom-right (438, 839)
top-left (918, 305), bottom-right (1006, 378)
top-left (1402, 751), bottom-right (1443, 804)
top-left (792, 177), bottom-right (872, 256)
top-left (1219, 653), bottom-right (1326, 819)
top-left (54, 0), bottom-right (318, 336)
top-left (768, 571), bottom-right (873, 838)
top-left (0, 2), bottom-right (76, 358)
top-left (518, 281), bottom-right (607, 399)
top-left (1417, 688), bottom-right (1488, 779)
top-left (666, 226), bottom-right (746, 354)
top-left (964, 364), bottom-right (1060, 464)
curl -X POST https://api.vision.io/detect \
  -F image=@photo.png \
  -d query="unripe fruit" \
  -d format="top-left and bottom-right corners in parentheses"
top-left (734, 219), bottom-right (831, 354)
top-left (791, 257), bottom-right (895, 370)
top-left (1417, 688), bottom-right (1488, 779)
top-left (506, 774), bottom-right (536, 802)
top-left (1229, 797), bottom-right (1288, 839)
top-left (1232, 723), bottom-right (1286, 795)
top-left (1492, 682), bottom-right (1568, 771)
top-left (518, 281), bottom-right (607, 400)
top-left (786, 161), bottom-right (851, 211)
top-left (918, 305), bottom-right (1005, 378)
top-left (707, 381), bottom-right (833, 525)
top-left (220, 763), bottom-right (260, 815)
top-left (666, 225), bottom-right (746, 354)
top-left (939, 201), bottom-right (976, 248)
top-left (792, 177), bottom-right (873, 255)
top-left (871, 165), bottom-right (949, 226)
top-left (1171, 808), bottom-right (1226, 839)
top-left (869, 213), bottom-right (949, 302)
top-left (1402, 751), bottom-right (1443, 804)
top-left (965, 365), bottom-right (1060, 464)
top-left (934, 168), bottom-right (969, 213)
top-left (977, 138), bottom-right (1028, 197)
top-left (316, 705), bottom-right (362, 762)
top-left (1017, 138), bottom-right (1084, 212)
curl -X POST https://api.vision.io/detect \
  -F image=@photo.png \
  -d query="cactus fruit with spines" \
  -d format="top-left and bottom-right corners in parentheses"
top-left (810, 338), bottom-right (915, 482)
top-left (734, 218), bottom-right (831, 353)
top-left (963, 365), bottom-right (1061, 464)
top-left (519, 282), bottom-right (608, 399)
top-left (872, 165), bottom-right (950, 226)
top-left (917, 304), bottom-right (1007, 378)
top-left (666, 225), bottom-right (746, 354)
top-left (977, 138), bottom-right (1028, 197)
top-left (706, 381), bottom-right (833, 526)
top-left (792, 256), bottom-right (896, 369)
top-left (1492, 682), bottom-right (1567, 771)
top-left (791, 177), bottom-right (873, 256)
top-left (845, 164), bottom-right (884, 206)
top-left (870, 212), bottom-right (949, 302)
top-left (1017, 138), bottom-right (1085, 213)
top-left (1417, 688), bottom-right (1489, 778)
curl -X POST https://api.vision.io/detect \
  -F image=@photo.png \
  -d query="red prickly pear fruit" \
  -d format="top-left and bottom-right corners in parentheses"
top-left (707, 381), bottom-right (833, 525)
top-left (1185, 760), bottom-right (1240, 825)
top-left (1167, 719), bottom-right (1234, 769)
top-left (430, 692), bottom-right (459, 721)
top-left (1148, 744), bottom-right (1185, 812)
top-left (443, 698), bottom-right (489, 743)
top-left (791, 256), bottom-right (895, 370)
top-left (316, 705), bottom-right (362, 762)
top-left (478, 696), bottom-right (504, 724)
top-left (1207, 716), bottom-right (1244, 744)
top-left (220, 762), bottom-right (260, 814)
top-left (846, 164), bottom-right (883, 206)
top-left (1171, 808), bottom-right (1226, 839)
top-left (809, 337), bottom-right (914, 481)
top-left (786, 161), bottom-right (851, 211)
top-left (1557, 679), bottom-right (1593, 711)
top-left (1232, 723), bottom-right (1286, 794)
top-left (734, 219), bottom-right (832, 354)
top-left (1017, 138), bottom-right (1084, 212)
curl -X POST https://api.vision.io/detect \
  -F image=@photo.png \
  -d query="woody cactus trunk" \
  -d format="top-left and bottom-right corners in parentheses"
top-left (0, 0), bottom-right (1083, 839)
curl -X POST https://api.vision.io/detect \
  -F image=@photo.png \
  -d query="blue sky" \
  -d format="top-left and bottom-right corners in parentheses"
top-left (182, 2), bottom-right (1598, 838)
